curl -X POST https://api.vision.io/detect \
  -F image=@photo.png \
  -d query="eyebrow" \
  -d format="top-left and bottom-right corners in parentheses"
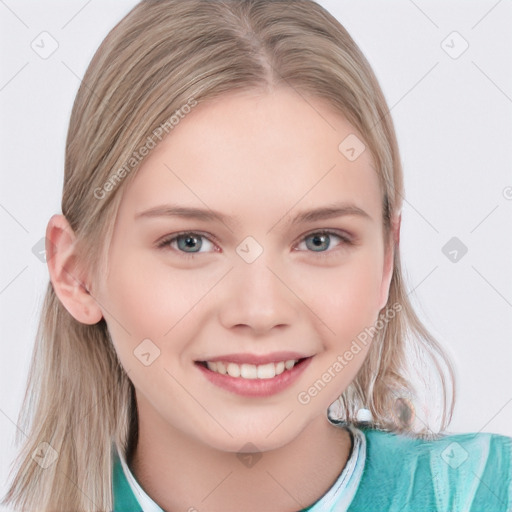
top-left (135, 202), bottom-right (372, 228)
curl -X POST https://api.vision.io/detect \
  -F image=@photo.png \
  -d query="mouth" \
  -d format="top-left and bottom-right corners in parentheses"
top-left (194, 355), bottom-right (313, 397)
top-left (195, 358), bottom-right (306, 379)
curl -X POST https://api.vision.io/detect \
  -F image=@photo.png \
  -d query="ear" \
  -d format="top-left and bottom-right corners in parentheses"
top-left (378, 213), bottom-right (401, 310)
top-left (45, 214), bottom-right (103, 324)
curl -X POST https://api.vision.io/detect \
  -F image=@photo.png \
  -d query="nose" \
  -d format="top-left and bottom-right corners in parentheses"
top-left (217, 252), bottom-right (299, 335)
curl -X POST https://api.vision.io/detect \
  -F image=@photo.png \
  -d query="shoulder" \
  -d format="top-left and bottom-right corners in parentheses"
top-left (348, 427), bottom-right (512, 512)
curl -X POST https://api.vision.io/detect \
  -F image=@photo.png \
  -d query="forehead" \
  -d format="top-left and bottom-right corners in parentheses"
top-left (117, 88), bottom-right (381, 230)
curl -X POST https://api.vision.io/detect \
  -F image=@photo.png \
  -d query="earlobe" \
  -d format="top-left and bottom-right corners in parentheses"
top-left (45, 214), bottom-right (103, 325)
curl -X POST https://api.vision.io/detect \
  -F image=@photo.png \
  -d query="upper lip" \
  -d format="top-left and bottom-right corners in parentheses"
top-left (197, 352), bottom-right (312, 365)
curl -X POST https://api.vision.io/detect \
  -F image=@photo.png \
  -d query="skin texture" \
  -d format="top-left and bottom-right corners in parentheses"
top-left (47, 87), bottom-right (397, 511)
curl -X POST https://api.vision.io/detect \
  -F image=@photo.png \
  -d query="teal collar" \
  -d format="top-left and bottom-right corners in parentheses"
top-left (112, 448), bottom-right (143, 511)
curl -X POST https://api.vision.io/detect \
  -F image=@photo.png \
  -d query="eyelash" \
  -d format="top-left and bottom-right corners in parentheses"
top-left (155, 229), bottom-right (354, 260)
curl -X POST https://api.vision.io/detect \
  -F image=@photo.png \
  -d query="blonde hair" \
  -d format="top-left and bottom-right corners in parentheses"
top-left (2, 1), bottom-right (455, 510)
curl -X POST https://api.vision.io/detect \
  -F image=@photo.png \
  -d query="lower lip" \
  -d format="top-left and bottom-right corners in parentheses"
top-left (195, 357), bottom-right (313, 397)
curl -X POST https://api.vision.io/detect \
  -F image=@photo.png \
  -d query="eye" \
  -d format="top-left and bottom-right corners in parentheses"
top-left (156, 231), bottom-right (217, 258)
top-left (295, 230), bottom-right (352, 255)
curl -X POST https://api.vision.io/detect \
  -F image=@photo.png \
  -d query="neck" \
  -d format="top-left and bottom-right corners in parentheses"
top-left (129, 394), bottom-right (352, 512)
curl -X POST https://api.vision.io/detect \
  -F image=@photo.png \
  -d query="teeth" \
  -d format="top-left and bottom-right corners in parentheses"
top-left (226, 362), bottom-right (240, 377)
top-left (207, 361), bottom-right (217, 372)
top-left (285, 360), bottom-right (295, 370)
top-left (257, 362), bottom-right (275, 379)
top-left (241, 364), bottom-right (258, 379)
top-left (205, 359), bottom-right (299, 379)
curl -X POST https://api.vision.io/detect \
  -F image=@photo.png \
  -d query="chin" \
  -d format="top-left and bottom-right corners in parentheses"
top-left (190, 414), bottom-right (310, 454)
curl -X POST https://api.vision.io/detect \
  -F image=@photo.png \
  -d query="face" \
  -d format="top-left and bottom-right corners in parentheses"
top-left (92, 87), bottom-right (393, 452)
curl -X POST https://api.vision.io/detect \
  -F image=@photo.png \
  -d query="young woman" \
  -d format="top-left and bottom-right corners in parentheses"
top-left (3, 1), bottom-right (511, 511)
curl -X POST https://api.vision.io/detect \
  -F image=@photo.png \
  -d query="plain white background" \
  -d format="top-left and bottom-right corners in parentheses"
top-left (1, 1), bottom-right (511, 508)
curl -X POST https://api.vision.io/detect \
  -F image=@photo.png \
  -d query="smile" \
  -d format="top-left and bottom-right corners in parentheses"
top-left (202, 359), bottom-right (300, 379)
top-left (195, 356), bottom-right (313, 397)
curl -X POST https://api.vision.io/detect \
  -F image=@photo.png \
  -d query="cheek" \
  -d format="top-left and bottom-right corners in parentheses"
top-left (301, 248), bottom-right (385, 336)
top-left (100, 253), bottom-right (218, 356)
top-left (293, 251), bottom-right (384, 408)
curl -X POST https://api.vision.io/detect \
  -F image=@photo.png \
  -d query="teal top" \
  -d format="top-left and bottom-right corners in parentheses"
top-left (112, 426), bottom-right (512, 511)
